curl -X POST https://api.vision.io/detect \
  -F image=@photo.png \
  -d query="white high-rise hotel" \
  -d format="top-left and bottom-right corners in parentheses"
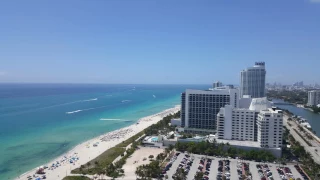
top-left (307, 90), bottom-right (320, 106)
top-left (179, 62), bottom-right (283, 154)
top-left (240, 62), bottom-right (266, 98)
top-left (217, 97), bottom-right (283, 148)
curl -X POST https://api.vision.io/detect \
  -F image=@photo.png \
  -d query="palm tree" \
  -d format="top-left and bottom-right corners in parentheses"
top-left (175, 168), bottom-right (187, 180)
top-left (86, 162), bottom-right (91, 172)
top-left (165, 147), bottom-right (170, 155)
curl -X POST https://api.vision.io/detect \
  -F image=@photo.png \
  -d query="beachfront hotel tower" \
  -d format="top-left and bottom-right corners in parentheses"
top-left (307, 90), bottom-right (320, 106)
top-left (217, 97), bottom-right (283, 148)
top-left (240, 62), bottom-right (266, 98)
top-left (180, 86), bottom-right (239, 134)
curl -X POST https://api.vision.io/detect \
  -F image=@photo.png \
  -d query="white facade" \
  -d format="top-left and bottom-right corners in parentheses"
top-left (257, 108), bottom-right (283, 148)
top-left (170, 118), bottom-right (181, 126)
top-left (307, 90), bottom-right (320, 106)
top-left (181, 87), bottom-right (239, 132)
top-left (217, 98), bottom-right (283, 148)
top-left (217, 105), bottom-right (255, 141)
top-left (240, 62), bottom-right (266, 98)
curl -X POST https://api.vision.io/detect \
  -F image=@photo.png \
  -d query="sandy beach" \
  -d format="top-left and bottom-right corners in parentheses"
top-left (121, 147), bottom-right (164, 180)
top-left (16, 105), bottom-right (180, 180)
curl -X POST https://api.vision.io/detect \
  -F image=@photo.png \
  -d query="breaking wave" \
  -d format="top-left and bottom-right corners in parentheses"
top-left (0, 98), bottom-right (99, 117)
top-left (82, 98), bottom-right (98, 102)
top-left (66, 110), bottom-right (82, 114)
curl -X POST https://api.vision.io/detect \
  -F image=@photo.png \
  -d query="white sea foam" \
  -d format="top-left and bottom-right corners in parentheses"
top-left (0, 97), bottom-right (99, 117)
top-left (121, 100), bottom-right (131, 103)
top-left (153, 95), bottom-right (156, 98)
top-left (66, 106), bottom-right (110, 115)
top-left (83, 98), bottom-right (98, 102)
top-left (66, 110), bottom-right (82, 114)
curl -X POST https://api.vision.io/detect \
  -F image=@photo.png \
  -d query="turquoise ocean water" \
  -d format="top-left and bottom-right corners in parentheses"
top-left (0, 84), bottom-right (208, 179)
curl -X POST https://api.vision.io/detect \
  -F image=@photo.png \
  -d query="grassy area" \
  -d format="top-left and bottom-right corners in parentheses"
top-left (71, 147), bottom-right (125, 175)
top-left (62, 176), bottom-right (91, 180)
top-left (115, 130), bottom-right (145, 148)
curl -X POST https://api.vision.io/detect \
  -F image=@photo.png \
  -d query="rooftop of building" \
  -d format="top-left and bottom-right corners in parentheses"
top-left (260, 108), bottom-right (283, 114)
top-left (249, 97), bottom-right (272, 111)
top-left (207, 136), bottom-right (281, 150)
top-left (213, 138), bottom-right (262, 148)
top-left (309, 90), bottom-right (320, 92)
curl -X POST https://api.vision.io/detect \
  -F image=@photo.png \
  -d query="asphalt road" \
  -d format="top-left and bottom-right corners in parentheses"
top-left (284, 115), bottom-right (320, 164)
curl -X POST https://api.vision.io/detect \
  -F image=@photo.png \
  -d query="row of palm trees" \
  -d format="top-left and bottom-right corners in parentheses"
top-left (175, 141), bottom-right (276, 162)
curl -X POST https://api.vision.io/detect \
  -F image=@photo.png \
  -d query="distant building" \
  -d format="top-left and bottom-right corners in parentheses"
top-left (307, 90), bottom-right (320, 106)
top-left (213, 81), bottom-right (223, 89)
top-left (293, 81), bottom-right (304, 87)
top-left (240, 62), bottom-right (266, 98)
top-left (180, 86), bottom-right (239, 134)
top-left (225, 84), bottom-right (234, 89)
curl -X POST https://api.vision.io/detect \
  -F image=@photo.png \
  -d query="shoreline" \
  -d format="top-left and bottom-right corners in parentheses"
top-left (16, 105), bottom-right (181, 180)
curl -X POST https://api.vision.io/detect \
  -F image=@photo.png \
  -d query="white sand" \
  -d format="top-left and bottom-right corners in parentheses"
top-left (121, 147), bottom-right (164, 180)
top-left (16, 105), bottom-right (180, 180)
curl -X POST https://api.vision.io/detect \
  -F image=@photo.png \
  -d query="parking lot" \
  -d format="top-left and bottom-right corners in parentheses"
top-left (163, 152), bottom-right (306, 180)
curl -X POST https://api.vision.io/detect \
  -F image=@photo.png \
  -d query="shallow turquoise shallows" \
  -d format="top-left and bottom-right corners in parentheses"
top-left (0, 84), bottom-right (208, 179)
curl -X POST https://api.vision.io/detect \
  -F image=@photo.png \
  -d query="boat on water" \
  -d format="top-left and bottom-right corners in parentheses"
top-left (298, 118), bottom-right (312, 128)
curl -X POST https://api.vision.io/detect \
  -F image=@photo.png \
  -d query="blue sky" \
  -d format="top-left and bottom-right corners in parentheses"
top-left (0, 0), bottom-right (319, 85)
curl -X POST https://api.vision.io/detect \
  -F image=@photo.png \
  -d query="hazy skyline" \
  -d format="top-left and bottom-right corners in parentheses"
top-left (1, 0), bottom-right (319, 85)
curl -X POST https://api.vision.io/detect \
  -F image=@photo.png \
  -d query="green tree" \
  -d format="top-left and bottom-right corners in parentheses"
top-left (194, 172), bottom-right (204, 180)
top-left (168, 144), bottom-right (174, 151)
top-left (174, 168), bottom-right (187, 180)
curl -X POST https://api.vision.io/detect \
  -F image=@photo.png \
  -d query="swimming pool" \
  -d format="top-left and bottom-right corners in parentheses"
top-left (151, 137), bottom-right (158, 142)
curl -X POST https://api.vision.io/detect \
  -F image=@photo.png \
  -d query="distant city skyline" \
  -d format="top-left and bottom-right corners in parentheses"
top-left (0, 0), bottom-right (320, 84)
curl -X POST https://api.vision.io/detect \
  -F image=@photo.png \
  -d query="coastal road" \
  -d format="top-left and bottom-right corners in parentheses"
top-left (284, 115), bottom-right (320, 164)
